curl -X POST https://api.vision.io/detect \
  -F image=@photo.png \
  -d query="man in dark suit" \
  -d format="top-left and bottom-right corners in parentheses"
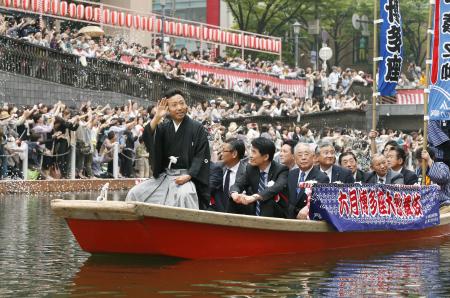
top-left (209, 138), bottom-right (248, 213)
top-left (209, 162), bottom-right (226, 211)
top-left (338, 151), bottom-right (365, 182)
top-left (288, 143), bottom-right (329, 219)
top-left (386, 146), bottom-right (418, 185)
top-left (279, 139), bottom-right (298, 170)
top-left (364, 154), bottom-right (404, 184)
top-left (315, 141), bottom-right (355, 183)
top-left (230, 137), bottom-right (288, 218)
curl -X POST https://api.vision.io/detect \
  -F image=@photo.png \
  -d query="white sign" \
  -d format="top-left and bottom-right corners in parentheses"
top-left (319, 47), bottom-right (333, 61)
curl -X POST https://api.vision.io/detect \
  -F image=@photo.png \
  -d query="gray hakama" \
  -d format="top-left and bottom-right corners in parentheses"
top-left (125, 169), bottom-right (199, 209)
top-left (134, 116), bottom-right (211, 209)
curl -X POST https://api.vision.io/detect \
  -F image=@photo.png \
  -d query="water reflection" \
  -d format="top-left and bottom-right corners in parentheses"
top-left (71, 239), bottom-right (450, 297)
top-left (1, 193), bottom-right (450, 297)
top-left (0, 194), bottom-right (89, 297)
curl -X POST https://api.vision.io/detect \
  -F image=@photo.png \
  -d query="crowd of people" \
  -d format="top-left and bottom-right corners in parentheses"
top-left (0, 89), bottom-right (450, 216)
top-left (0, 14), bottom-right (301, 77)
top-left (121, 89), bottom-right (450, 220)
top-left (0, 12), bottom-right (393, 113)
top-left (0, 11), bottom-right (427, 97)
top-left (0, 95), bottom-right (425, 181)
top-left (0, 99), bottom-right (152, 180)
top-left (1, 13), bottom-right (448, 218)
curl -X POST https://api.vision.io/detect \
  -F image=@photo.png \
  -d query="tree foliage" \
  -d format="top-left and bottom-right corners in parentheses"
top-left (400, 0), bottom-right (429, 66)
top-left (224, 0), bottom-right (369, 66)
top-left (224, 0), bottom-right (429, 68)
top-left (319, 0), bottom-right (370, 66)
top-left (223, 0), bottom-right (312, 36)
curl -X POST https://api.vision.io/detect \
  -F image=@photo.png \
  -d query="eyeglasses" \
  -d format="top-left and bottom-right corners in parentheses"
top-left (222, 150), bottom-right (234, 153)
top-left (321, 151), bottom-right (335, 156)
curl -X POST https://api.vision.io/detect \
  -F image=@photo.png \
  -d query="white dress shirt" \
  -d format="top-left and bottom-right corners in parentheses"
top-left (223, 162), bottom-right (241, 190)
top-left (392, 168), bottom-right (402, 176)
top-left (320, 166), bottom-right (333, 182)
top-left (298, 166), bottom-right (314, 185)
top-left (377, 175), bottom-right (387, 184)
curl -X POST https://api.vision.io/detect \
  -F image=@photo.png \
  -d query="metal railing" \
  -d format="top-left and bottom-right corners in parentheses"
top-left (0, 141), bottom-right (127, 180)
top-left (220, 110), bottom-right (367, 131)
top-left (0, 35), bottom-right (263, 105)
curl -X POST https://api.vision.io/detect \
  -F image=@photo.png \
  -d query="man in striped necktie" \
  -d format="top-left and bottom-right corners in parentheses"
top-left (230, 137), bottom-right (289, 218)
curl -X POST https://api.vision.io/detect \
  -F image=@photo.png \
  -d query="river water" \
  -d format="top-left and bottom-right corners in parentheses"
top-left (1, 192), bottom-right (450, 297)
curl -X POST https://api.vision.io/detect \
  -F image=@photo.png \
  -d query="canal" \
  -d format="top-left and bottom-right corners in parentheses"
top-left (1, 192), bottom-right (450, 297)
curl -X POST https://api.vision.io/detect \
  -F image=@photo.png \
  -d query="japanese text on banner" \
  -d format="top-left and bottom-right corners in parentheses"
top-left (430, 0), bottom-right (450, 120)
top-left (378, 0), bottom-right (403, 96)
top-left (310, 184), bottom-right (440, 232)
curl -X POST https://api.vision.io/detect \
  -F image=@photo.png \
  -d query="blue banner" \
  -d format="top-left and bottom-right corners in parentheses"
top-left (430, 0), bottom-right (450, 120)
top-left (378, 0), bottom-right (403, 96)
top-left (310, 184), bottom-right (440, 232)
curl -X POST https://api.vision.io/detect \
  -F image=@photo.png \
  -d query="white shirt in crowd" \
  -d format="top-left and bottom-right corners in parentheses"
top-left (223, 161), bottom-right (241, 191)
top-left (320, 166), bottom-right (333, 182)
top-left (298, 166), bottom-right (314, 184)
top-left (328, 71), bottom-right (340, 90)
top-left (271, 64), bottom-right (283, 76)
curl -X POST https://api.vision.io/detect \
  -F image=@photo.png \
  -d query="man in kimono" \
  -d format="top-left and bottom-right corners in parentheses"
top-left (126, 89), bottom-right (211, 210)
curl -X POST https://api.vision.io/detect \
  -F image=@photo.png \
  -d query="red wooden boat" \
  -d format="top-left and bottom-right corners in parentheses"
top-left (51, 199), bottom-right (450, 259)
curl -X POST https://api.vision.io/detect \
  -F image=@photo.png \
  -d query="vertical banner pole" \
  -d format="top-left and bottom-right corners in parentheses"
top-left (423, 0), bottom-right (434, 184)
top-left (371, 0), bottom-right (379, 155)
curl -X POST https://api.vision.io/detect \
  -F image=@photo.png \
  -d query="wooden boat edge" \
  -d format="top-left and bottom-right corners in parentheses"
top-left (51, 200), bottom-right (143, 221)
top-left (51, 199), bottom-right (450, 233)
top-left (51, 199), bottom-right (334, 232)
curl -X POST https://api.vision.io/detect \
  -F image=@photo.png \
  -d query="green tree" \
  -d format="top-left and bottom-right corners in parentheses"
top-left (401, 0), bottom-right (428, 67)
top-left (223, 0), bottom-right (322, 66)
top-left (223, 0), bottom-right (312, 36)
top-left (224, 0), bottom-right (368, 67)
top-left (319, 0), bottom-right (370, 66)
top-left (224, 0), bottom-right (429, 69)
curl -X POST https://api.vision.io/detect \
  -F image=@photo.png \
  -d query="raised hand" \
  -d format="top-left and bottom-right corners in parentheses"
top-left (368, 130), bottom-right (378, 139)
top-left (149, 98), bottom-right (169, 132)
top-left (155, 98), bottom-right (168, 120)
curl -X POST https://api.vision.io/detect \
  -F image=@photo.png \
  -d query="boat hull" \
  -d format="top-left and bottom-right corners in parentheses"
top-left (52, 200), bottom-right (450, 259)
top-left (65, 215), bottom-right (450, 259)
